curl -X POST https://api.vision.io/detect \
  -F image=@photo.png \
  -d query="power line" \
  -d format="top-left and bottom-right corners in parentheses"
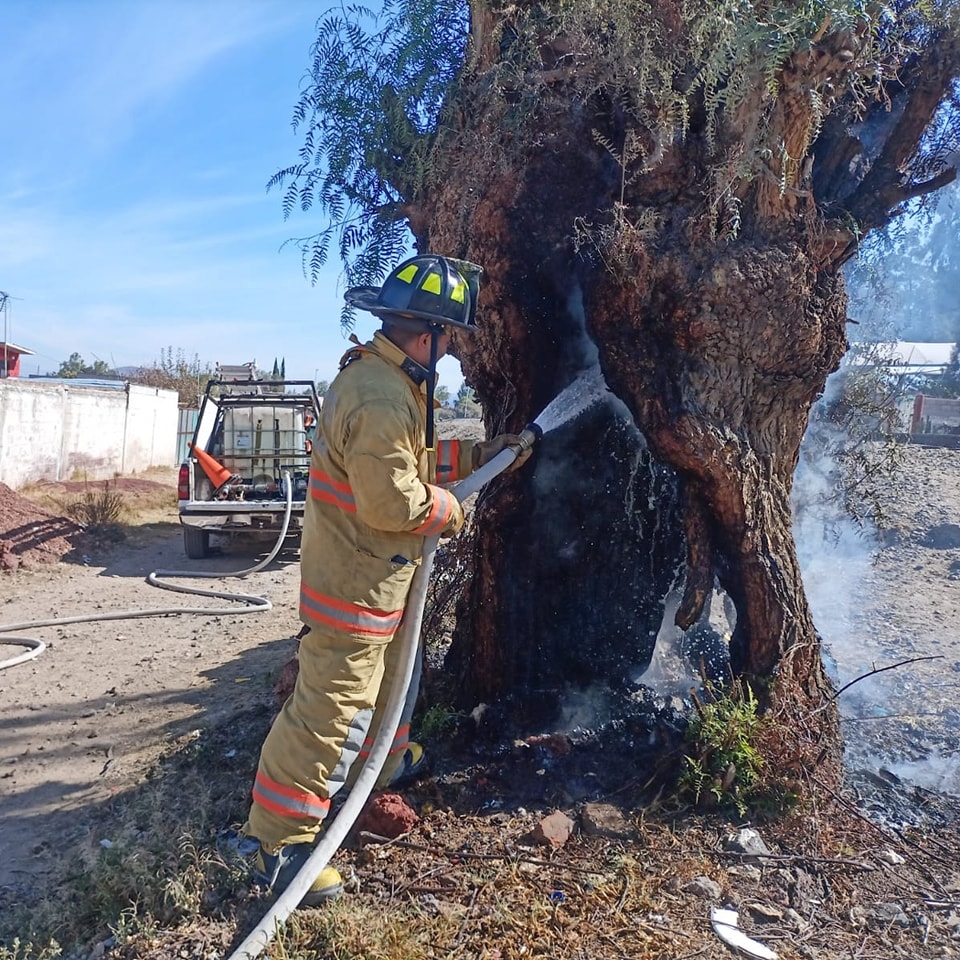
top-left (1, 290), bottom-right (24, 379)
top-left (1, 291), bottom-right (9, 379)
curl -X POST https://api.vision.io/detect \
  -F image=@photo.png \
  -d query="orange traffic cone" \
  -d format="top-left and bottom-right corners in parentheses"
top-left (190, 443), bottom-right (236, 490)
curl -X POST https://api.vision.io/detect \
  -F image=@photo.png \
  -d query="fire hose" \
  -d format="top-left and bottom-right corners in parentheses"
top-left (226, 424), bottom-right (541, 960)
top-left (0, 473), bottom-right (295, 672)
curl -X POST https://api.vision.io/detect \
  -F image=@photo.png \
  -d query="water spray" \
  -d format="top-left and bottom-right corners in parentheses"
top-left (532, 367), bottom-right (609, 435)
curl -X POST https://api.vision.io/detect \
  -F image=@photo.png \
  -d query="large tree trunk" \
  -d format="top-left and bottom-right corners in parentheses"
top-left (416, 4), bottom-right (958, 787)
top-left (431, 93), bottom-right (840, 771)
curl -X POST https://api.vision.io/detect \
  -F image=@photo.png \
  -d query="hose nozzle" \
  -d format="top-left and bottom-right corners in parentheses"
top-left (517, 423), bottom-right (543, 452)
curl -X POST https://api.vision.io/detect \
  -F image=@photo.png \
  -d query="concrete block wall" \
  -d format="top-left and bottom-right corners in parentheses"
top-left (0, 380), bottom-right (178, 488)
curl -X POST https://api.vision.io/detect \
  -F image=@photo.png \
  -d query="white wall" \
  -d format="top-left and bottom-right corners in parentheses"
top-left (0, 380), bottom-right (178, 488)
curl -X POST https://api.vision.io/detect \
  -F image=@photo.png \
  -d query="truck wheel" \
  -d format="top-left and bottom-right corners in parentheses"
top-left (183, 526), bottom-right (210, 559)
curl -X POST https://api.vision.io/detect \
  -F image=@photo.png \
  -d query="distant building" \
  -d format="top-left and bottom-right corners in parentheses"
top-left (846, 341), bottom-right (955, 375)
top-left (0, 341), bottom-right (35, 378)
top-left (884, 341), bottom-right (956, 376)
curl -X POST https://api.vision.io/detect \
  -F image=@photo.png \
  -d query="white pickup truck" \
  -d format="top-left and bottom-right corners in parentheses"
top-left (177, 374), bottom-right (322, 558)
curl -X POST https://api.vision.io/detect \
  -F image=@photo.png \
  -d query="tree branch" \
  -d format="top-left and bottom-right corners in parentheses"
top-left (847, 35), bottom-right (960, 231)
top-left (827, 655), bottom-right (943, 704)
top-left (897, 166), bottom-right (959, 204)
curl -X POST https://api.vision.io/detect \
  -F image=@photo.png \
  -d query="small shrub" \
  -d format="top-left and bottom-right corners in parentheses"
top-left (679, 678), bottom-right (796, 817)
top-left (416, 704), bottom-right (460, 743)
top-left (64, 480), bottom-right (126, 542)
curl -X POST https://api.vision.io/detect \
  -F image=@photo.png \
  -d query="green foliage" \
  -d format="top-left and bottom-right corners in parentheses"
top-left (265, 357), bottom-right (291, 382)
top-left (129, 347), bottom-right (212, 407)
top-left (268, 0), bottom-right (470, 312)
top-left (52, 352), bottom-right (113, 378)
top-left (416, 703), bottom-right (460, 742)
top-left (679, 678), bottom-right (791, 817)
top-left (276, 0), bottom-right (960, 301)
top-left (434, 383), bottom-right (451, 407)
top-left (488, 0), bottom-right (883, 197)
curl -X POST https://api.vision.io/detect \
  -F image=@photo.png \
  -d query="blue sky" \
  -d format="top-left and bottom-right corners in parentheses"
top-left (0, 0), bottom-right (464, 392)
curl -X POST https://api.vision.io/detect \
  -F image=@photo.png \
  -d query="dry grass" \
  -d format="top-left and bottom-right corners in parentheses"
top-left (285, 833), bottom-right (699, 960)
top-left (18, 470), bottom-right (179, 531)
top-left (3, 687), bottom-right (958, 960)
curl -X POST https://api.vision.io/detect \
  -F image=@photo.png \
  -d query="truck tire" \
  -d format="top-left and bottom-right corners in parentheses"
top-left (183, 526), bottom-right (210, 559)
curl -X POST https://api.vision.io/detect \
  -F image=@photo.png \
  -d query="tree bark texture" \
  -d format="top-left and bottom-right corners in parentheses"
top-left (421, 4), bottom-right (960, 780)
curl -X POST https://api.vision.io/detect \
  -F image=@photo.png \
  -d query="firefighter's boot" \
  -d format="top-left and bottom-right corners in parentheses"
top-left (390, 741), bottom-right (425, 785)
top-left (253, 841), bottom-right (343, 907)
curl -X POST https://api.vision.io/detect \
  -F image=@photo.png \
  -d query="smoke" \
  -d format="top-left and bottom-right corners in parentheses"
top-left (886, 754), bottom-right (960, 797)
top-left (846, 178), bottom-right (960, 345)
top-left (542, 255), bottom-right (959, 811)
top-left (794, 416), bottom-right (879, 696)
top-left (793, 224), bottom-right (960, 805)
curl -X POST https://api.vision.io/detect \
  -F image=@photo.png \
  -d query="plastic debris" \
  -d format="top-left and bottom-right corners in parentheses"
top-left (549, 890), bottom-right (565, 903)
top-left (710, 906), bottom-right (778, 960)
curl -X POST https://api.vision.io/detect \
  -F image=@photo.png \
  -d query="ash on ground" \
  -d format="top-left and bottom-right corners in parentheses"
top-left (797, 443), bottom-right (960, 830)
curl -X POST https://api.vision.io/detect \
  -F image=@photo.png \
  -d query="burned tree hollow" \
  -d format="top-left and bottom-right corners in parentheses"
top-left (282, 2), bottom-right (960, 793)
top-left (446, 396), bottom-right (685, 725)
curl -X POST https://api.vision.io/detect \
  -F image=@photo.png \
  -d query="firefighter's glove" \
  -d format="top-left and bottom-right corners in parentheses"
top-left (443, 498), bottom-right (466, 537)
top-left (472, 434), bottom-right (533, 474)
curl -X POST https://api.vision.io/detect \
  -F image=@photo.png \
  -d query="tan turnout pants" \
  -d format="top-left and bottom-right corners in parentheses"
top-left (243, 624), bottom-right (421, 851)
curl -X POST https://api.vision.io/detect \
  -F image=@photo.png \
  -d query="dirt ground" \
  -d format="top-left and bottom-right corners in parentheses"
top-left (1, 432), bottom-right (959, 958)
top-left (0, 477), bottom-right (309, 887)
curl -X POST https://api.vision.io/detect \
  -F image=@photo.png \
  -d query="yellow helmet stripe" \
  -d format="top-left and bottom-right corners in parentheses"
top-left (422, 271), bottom-right (442, 295)
top-left (450, 281), bottom-right (466, 304)
top-left (396, 264), bottom-right (419, 284)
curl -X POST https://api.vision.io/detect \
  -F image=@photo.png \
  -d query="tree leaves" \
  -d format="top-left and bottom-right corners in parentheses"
top-left (269, 0), bottom-right (470, 302)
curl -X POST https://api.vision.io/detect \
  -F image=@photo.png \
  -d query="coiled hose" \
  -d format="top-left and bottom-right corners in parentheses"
top-left (0, 473), bottom-right (294, 672)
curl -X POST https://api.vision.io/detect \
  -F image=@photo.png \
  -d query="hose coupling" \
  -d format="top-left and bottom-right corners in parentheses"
top-left (517, 423), bottom-right (543, 452)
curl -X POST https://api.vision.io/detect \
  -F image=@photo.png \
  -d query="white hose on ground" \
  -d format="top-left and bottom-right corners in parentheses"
top-left (226, 444), bottom-right (525, 960)
top-left (0, 473), bottom-right (294, 672)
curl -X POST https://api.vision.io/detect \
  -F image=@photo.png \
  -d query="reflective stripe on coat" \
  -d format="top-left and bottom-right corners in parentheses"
top-left (299, 332), bottom-right (475, 639)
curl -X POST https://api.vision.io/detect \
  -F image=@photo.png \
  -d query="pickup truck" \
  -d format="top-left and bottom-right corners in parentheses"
top-left (177, 374), bottom-right (322, 558)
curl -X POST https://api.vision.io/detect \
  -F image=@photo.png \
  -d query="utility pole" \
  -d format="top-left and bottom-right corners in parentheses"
top-left (0, 291), bottom-right (24, 378)
top-left (0, 291), bottom-right (9, 379)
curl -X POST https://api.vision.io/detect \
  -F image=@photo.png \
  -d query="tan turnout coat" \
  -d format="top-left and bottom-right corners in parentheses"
top-left (299, 332), bottom-right (476, 640)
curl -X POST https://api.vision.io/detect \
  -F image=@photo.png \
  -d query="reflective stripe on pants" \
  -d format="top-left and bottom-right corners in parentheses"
top-left (348, 640), bottom-right (422, 791)
top-left (243, 623), bottom-right (416, 849)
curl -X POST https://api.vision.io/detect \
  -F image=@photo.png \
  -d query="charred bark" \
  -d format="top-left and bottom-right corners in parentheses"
top-left (417, 4), bottom-right (959, 790)
top-left (433, 119), bottom-right (686, 721)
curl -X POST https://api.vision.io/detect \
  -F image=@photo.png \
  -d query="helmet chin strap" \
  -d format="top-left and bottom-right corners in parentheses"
top-left (425, 327), bottom-right (439, 452)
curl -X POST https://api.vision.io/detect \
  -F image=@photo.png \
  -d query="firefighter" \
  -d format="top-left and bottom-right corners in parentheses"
top-left (243, 255), bottom-right (532, 905)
